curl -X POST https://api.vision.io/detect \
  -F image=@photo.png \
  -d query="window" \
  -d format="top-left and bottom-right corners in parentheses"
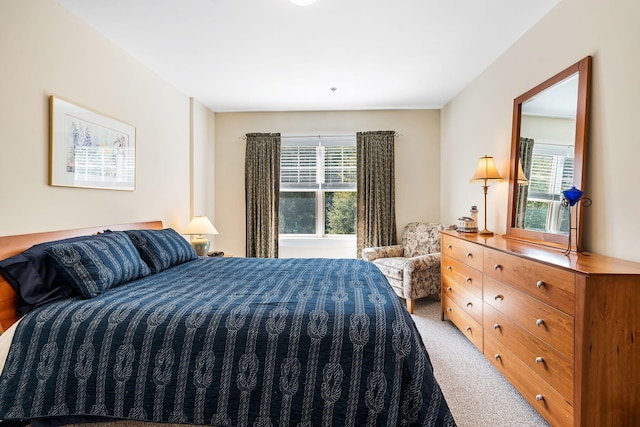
top-left (279, 135), bottom-right (356, 237)
top-left (523, 142), bottom-right (573, 233)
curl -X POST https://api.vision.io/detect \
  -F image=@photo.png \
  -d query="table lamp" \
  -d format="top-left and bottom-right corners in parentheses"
top-left (184, 216), bottom-right (219, 256)
top-left (470, 155), bottom-right (503, 235)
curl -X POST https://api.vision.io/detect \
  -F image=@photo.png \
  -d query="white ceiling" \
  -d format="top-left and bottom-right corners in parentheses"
top-left (56, 0), bottom-right (561, 112)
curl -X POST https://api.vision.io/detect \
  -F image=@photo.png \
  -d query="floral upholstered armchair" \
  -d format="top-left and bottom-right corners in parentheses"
top-left (362, 222), bottom-right (445, 314)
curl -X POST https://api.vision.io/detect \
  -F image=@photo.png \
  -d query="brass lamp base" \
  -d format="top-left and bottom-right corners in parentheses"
top-left (478, 229), bottom-right (494, 236)
top-left (190, 235), bottom-right (210, 256)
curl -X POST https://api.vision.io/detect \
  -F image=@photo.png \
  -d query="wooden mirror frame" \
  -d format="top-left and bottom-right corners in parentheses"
top-left (505, 56), bottom-right (592, 249)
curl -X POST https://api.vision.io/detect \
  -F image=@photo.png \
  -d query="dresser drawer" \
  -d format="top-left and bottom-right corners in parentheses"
top-left (484, 276), bottom-right (574, 358)
top-left (442, 254), bottom-right (483, 297)
top-left (442, 278), bottom-right (483, 324)
top-left (484, 334), bottom-right (573, 427)
top-left (442, 294), bottom-right (483, 351)
top-left (484, 303), bottom-right (573, 401)
top-left (441, 234), bottom-right (483, 271)
top-left (483, 247), bottom-right (575, 315)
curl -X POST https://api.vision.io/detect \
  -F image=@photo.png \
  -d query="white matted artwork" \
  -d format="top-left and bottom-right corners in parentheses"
top-left (49, 96), bottom-right (136, 191)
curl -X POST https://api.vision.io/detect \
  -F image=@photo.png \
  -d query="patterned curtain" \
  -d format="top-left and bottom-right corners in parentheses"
top-left (515, 137), bottom-right (534, 228)
top-left (245, 133), bottom-right (281, 258)
top-left (356, 131), bottom-right (397, 257)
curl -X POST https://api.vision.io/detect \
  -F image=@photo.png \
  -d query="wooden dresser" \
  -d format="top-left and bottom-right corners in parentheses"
top-left (440, 230), bottom-right (640, 427)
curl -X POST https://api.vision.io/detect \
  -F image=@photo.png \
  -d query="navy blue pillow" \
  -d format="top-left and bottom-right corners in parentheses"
top-left (0, 234), bottom-right (98, 314)
top-left (125, 228), bottom-right (198, 273)
top-left (45, 232), bottom-right (151, 299)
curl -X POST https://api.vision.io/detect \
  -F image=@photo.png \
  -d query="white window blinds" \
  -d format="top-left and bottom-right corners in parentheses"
top-left (527, 143), bottom-right (574, 202)
top-left (280, 135), bottom-right (356, 190)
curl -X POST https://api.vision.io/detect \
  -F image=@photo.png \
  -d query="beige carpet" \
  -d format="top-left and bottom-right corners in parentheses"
top-left (32, 298), bottom-right (549, 427)
top-left (411, 298), bottom-right (550, 427)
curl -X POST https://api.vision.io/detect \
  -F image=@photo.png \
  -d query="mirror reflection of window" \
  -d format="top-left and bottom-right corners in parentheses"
top-left (522, 142), bottom-right (573, 234)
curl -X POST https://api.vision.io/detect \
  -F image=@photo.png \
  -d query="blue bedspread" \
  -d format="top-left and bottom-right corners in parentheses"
top-left (0, 257), bottom-right (455, 426)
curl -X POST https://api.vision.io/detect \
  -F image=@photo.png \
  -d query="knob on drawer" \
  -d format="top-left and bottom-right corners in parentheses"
top-left (494, 264), bottom-right (503, 271)
top-left (494, 354), bottom-right (501, 361)
top-left (536, 280), bottom-right (546, 289)
top-left (466, 302), bottom-right (473, 308)
top-left (493, 323), bottom-right (501, 330)
top-left (494, 294), bottom-right (504, 301)
top-left (447, 265), bottom-right (452, 271)
top-left (447, 286), bottom-right (452, 292)
top-left (447, 307), bottom-right (452, 313)
top-left (536, 319), bottom-right (545, 327)
top-left (535, 394), bottom-right (544, 402)
top-left (465, 326), bottom-right (472, 332)
top-left (535, 357), bottom-right (545, 364)
top-left (447, 244), bottom-right (452, 250)
top-left (466, 253), bottom-right (473, 258)
top-left (465, 277), bottom-right (472, 283)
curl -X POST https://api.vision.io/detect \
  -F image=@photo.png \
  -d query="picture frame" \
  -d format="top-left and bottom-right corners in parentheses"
top-left (49, 96), bottom-right (136, 191)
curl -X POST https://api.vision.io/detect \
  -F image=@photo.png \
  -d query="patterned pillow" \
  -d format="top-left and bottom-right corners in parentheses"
top-left (124, 228), bottom-right (198, 274)
top-left (44, 232), bottom-right (151, 299)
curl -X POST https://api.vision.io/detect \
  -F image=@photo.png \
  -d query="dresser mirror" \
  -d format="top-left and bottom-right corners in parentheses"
top-left (506, 56), bottom-right (592, 248)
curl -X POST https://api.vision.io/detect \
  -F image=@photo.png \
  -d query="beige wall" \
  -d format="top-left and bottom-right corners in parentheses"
top-left (0, 0), bottom-right (203, 236)
top-left (441, 0), bottom-right (640, 262)
top-left (214, 110), bottom-right (440, 257)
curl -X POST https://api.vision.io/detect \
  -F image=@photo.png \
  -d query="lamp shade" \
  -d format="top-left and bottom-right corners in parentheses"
top-left (290, 0), bottom-right (317, 5)
top-left (517, 161), bottom-right (529, 185)
top-left (470, 156), bottom-right (503, 183)
top-left (183, 216), bottom-right (219, 236)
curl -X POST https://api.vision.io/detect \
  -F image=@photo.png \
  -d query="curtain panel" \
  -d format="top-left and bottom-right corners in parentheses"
top-left (515, 137), bottom-right (534, 228)
top-left (356, 130), bottom-right (397, 257)
top-left (245, 133), bottom-right (281, 258)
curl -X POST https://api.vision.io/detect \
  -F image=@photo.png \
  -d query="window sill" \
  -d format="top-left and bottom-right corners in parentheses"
top-left (279, 236), bottom-right (356, 248)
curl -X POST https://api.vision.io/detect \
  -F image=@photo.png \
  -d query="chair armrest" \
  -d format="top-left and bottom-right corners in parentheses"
top-left (361, 245), bottom-right (403, 262)
top-left (402, 253), bottom-right (441, 299)
top-left (404, 253), bottom-right (441, 271)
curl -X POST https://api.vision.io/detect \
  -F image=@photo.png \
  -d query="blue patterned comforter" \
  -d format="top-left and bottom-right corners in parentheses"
top-left (0, 257), bottom-right (455, 426)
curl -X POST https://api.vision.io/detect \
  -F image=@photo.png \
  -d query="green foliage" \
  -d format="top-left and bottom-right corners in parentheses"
top-left (279, 192), bottom-right (316, 234)
top-left (325, 192), bottom-right (356, 235)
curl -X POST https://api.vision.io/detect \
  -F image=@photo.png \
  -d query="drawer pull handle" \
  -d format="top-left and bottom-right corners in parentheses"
top-left (447, 266), bottom-right (452, 271)
top-left (465, 326), bottom-right (472, 332)
top-left (466, 253), bottom-right (473, 258)
top-left (536, 280), bottom-right (545, 289)
top-left (535, 394), bottom-right (544, 402)
top-left (535, 357), bottom-right (545, 364)
top-left (447, 307), bottom-right (452, 313)
top-left (493, 323), bottom-right (501, 330)
top-left (465, 277), bottom-right (472, 283)
top-left (494, 294), bottom-right (504, 301)
top-left (493, 264), bottom-right (502, 271)
top-left (447, 244), bottom-right (452, 250)
top-left (536, 319), bottom-right (545, 327)
top-left (447, 286), bottom-right (452, 292)
top-left (494, 354), bottom-right (501, 361)
top-left (466, 302), bottom-right (473, 308)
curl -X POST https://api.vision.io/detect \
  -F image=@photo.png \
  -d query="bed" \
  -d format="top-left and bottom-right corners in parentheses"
top-left (0, 221), bottom-right (456, 427)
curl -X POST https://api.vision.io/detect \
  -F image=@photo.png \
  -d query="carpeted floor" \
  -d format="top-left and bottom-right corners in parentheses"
top-left (411, 298), bottom-right (550, 427)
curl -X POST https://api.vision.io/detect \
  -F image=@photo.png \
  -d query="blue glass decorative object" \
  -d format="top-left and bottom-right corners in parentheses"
top-left (562, 186), bottom-right (584, 206)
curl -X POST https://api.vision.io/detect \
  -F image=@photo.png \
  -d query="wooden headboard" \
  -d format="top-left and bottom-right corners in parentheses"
top-left (0, 220), bottom-right (164, 333)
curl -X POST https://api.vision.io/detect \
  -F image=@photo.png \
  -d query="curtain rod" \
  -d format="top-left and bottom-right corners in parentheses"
top-left (239, 132), bottom-right (402, 140)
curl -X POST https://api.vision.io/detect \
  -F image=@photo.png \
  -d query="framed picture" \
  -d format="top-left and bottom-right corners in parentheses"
top-left (49, 96), bottom-right (136, 191)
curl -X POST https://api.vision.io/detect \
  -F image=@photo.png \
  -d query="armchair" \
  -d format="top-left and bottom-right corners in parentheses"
top-left (362, 222), bottom-right (445, 314)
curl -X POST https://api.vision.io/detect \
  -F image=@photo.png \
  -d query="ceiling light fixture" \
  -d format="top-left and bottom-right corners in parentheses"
top-left (290, 0), bottom-right (317, 6)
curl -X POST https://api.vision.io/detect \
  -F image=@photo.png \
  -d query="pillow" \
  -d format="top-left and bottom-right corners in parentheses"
top-left (44, 232), bottom-right (151, 299)
top-left (124, 228), bottom-right (198, 274)
top-left (0, 234), bottom-right (98, 314)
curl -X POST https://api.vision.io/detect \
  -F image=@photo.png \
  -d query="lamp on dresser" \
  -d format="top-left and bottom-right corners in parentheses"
top-left (470, 155), bottom-right (503, 235)
top-left (184, 216), bottom-right (219, 256)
